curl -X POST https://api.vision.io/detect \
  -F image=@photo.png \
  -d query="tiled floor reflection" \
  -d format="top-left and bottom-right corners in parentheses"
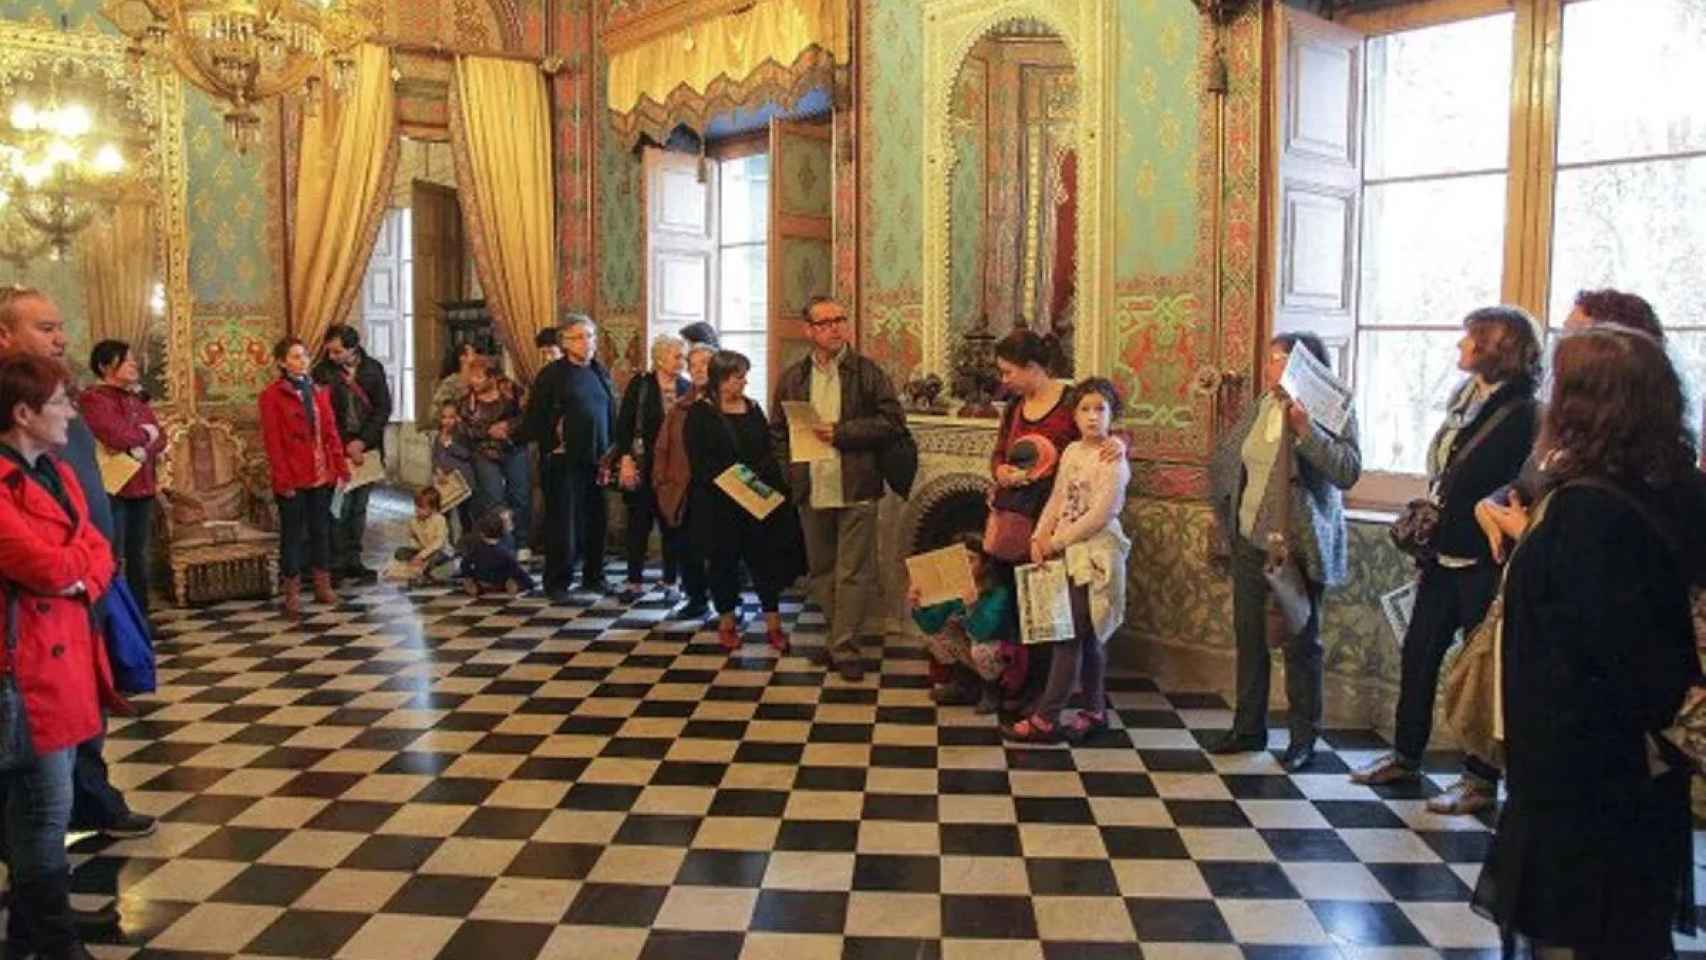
top-left (11, 556), bottom-right (1706, 959)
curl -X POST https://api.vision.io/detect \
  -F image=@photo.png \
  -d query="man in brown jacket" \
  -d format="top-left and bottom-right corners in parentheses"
top-left (770, 296), bottom-right (906, 680)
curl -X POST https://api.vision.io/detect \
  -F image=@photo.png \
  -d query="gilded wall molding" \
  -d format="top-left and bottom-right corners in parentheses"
top-left (919, 0), bottom-right (1112, 379)
top-left (0, 22), bottom-right (193, 414)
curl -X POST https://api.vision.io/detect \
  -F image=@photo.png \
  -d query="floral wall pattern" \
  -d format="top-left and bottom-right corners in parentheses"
top-left (856, 0), bottom-right (923, 387)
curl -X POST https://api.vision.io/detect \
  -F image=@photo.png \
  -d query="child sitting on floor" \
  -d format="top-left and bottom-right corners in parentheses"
top-left (459, 508), bottom-right (534, 596)
top-left (391, 487), bottom-right (453, 586)
top-left (908, 533), bottom-right (1020, 714)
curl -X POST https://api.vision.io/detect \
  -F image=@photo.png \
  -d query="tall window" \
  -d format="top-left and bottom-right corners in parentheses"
top-left (1547, 0), bottom-right (1706, 431)
top-left (1356, 15), bottom-right (1513, 474)
top-left (1287, 0), bottom-right (1706, 494)
top-left (646, 145), bottom-right (772, 400)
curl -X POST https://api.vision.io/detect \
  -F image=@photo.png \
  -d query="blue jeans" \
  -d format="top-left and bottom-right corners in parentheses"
top-left (474, 447), bottom-right (532, 549)
top-left (4, 747), bottom-right (74, 883)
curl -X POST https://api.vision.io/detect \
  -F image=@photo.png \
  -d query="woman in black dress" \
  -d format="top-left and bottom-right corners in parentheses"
top-left (684, 350), bottom-right (799, 654)
top-left (1473, 324), bottom-right (1706, 958)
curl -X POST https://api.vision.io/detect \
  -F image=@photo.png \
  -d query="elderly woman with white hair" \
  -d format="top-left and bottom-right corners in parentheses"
top-left (614, 332), bottom-right (692, 600)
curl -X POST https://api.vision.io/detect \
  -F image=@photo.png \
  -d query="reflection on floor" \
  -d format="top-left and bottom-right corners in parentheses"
top-left (17, 534), bottom-right (1706, 958)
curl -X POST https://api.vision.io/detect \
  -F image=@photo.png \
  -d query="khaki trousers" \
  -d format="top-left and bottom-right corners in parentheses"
top-left (800, 501), bottom-right (879, 663)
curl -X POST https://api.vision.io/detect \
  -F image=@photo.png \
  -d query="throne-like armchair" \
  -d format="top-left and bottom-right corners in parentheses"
top-left (156, 417), bottom-right (279, 606)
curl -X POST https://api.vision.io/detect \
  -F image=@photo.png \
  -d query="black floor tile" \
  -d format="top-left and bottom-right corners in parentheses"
top-left (852, 853), bottom-right (941, 892)
top-left (940, 893), bottom-right (1038, 939)
top-left (674, 850), bottom-right (770, 888)
top-left (1025, 857), bottom-right (1119, 896)
top-left (1309, 899), bottom-right (1431, 947)
top-left (748, 890), bottom-right (849, 933)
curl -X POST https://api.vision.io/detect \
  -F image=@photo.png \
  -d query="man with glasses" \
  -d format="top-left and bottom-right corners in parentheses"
top-left (771, 296), bottom-right (906, 681)
top-left (519, 313), bottom-right (617, 602)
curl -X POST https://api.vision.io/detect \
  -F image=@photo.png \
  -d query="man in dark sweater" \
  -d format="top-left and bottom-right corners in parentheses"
top-left (313, 324), bottom-right (393, 584)
top-left (0, 288), bottom-right (154, 924)
top-left (519, 314), bottom-right (617, 603)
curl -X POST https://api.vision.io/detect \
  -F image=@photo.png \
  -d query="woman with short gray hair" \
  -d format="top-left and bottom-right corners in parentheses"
top-left (614, 332), bottom-right (692, 600)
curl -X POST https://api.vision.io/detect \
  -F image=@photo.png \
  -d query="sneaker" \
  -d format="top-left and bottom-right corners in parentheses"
top-left (340, 565), bottom-right (380, 585)
top-left (1348, 752), bottom-right (1421, 785)
top-left (669, 599), bottom-right (710, 621)
top-left (929, 683), bottom-right (976, 706)
top-left (1426, 776), bottom-right (1495, 815)
top-left (97, 812), bottom-right (156, 839)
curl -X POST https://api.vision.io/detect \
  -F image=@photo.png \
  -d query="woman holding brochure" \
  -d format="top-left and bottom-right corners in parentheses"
top-left (683, 350), bottom-right (800, 653)
top-left (1207, 333), bottom-right (1361, 772)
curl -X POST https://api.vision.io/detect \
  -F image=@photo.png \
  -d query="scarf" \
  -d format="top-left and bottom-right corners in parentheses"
top-left (287, 373), bottom-right (317, 430)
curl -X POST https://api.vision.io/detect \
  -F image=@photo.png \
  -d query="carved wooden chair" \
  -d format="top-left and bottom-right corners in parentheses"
top-left (156, 416), bottom-right (279, 606)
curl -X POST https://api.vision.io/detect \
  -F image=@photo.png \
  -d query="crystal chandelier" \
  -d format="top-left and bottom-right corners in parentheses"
top-left (102, 0), bottom-right (376, 152)
top-left (0, 67), bottom-right (147, 261)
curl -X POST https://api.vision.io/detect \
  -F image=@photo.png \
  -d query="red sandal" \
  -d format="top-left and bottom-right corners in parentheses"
top-left (766, 625), bottom-right (790, 654)
top-left (1000, 714), bottom-right (1060, 743)
top-left (1063, 710), bottom-right (1109, 742)
top-left (717, 621), bottom-right (741, 651)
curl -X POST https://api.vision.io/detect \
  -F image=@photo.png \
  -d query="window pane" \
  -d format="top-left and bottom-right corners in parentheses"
top-left (1365, 14), bottom-right (1514, 180)
top-left (1360, 174), bottom-right (1506, 328)
top-left (1356, 329), bottom-right (1471, 475)
top-left (719, 244), bottom-right (768, 334)
top-left (1548, 155), bottom-right (1706, 328)
top-left (720, 154), bottom-right (771, 245)
top-left (720, 331), bottom-right (768, 409)
top-left (1671, 331), bottom-right (1706, 451)
top-left (1557, 0), bottom-right (1706, 165)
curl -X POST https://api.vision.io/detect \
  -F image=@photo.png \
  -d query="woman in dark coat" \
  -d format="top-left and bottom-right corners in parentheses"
top-left (683, 350), bottom-right (799, 654)
top-left (1353, 306), bottom-right (1541, 814)
top-left (1473, 324), bottom-right (1706, 958)
top-left (614, 333), bottom-right (690, 599)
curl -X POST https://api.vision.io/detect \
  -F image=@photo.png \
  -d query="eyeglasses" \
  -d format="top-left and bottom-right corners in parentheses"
top-left (807, 314), bottom-right (849, 329)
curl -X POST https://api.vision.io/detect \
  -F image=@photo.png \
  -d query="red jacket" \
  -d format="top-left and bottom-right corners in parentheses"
top-left (0, 450), bottom-right (123, 755)
top-left (258, 376), bottom-right (349, 495)
top-left (76, 383), bottom-right (167, 498)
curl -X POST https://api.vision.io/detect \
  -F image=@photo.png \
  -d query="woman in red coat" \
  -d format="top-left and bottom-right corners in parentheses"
top-left (77, 339), bottom-right (167, 614)
top-left (0, 353), bottom-right (122, 958)
top-left (258, 336), bottom-right (348, 617)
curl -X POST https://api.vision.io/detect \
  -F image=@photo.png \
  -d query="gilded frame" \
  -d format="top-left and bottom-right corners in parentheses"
top-left (920, 0), bottom-right (1113, 377)
top-left (0, 21), bottom-right (193, 414)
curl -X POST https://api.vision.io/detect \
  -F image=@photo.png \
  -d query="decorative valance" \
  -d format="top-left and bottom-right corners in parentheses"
top-left (605, 0), bottom-right (847, 145)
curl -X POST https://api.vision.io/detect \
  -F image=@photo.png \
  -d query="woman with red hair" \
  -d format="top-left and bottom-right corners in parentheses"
top-left (1474, 325), bottom-right (1706, 957)
top-left (0, 352), bottom-right (121, 958)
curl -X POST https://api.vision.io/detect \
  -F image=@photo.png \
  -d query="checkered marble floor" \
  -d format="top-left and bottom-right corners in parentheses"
top-left (23, 567), bottom-right (1706, 959)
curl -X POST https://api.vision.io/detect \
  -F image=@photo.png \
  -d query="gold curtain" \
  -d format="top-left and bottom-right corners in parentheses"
top-left (289, 43), bottom-right (399, 349)
top-left (76, 201), bottom-right (155, 363)
top-left (606, 0), bottom-right (848, 114)
top-left (449, 55), bottom-right (554, 384)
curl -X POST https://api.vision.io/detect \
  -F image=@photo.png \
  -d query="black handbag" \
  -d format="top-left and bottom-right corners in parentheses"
top-left (0, 585), bottom-right (37, 772)
top-left (1389, 400), bottom-right (1520, 561)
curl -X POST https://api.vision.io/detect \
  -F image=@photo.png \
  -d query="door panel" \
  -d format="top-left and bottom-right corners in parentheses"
top-left (768, 116), bottom-right (834, 398)
top-left (1269, 7), bottom-right (1365, 382)
top-left (647, 147), bottom-right (715, 345)
top-left (412, 180), bottom-right (465, 425)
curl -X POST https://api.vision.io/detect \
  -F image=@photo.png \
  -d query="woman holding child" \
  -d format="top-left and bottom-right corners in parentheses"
top-left (457, 353), bottom-right (530, 553)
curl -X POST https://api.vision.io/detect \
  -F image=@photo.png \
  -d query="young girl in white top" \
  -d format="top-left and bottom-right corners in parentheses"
top-left (1003, 377), bottom-right (1132, 743)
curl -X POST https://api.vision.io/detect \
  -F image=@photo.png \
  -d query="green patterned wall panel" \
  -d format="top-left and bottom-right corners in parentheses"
top-left (777, 130), bottom-right (832, 219)
top-left (778, 236), bottom-right (832, 317)
top-left (863, 0), bottom-right (923, 293)
top-left (949, 121), bottom-right (984, 334)
top-left (184, 85), bottom-right (275, 306)
top-left (1123, 498), bottom-right (1418, 691)
top-left (1113, 0), bottom-right (1201, 280)
top-left (0, 0), bottom-right (113, 31)
top-left (598, 56), bottom-right (644, 313)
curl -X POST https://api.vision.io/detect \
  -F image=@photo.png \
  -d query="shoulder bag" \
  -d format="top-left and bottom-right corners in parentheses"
top-left (0, 584), bottom-right (37, 772)
top-left (1264, 428), bottom-right (1312, 646)
top-left (1390, 400), bottom-right (1523, 561)
top-left (983, 402), bottom-right (1036, 562)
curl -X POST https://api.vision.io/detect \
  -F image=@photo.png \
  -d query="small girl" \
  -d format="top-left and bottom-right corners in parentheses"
top-left (1003, 377), bottom-right (1132, 743)
top-left (432, 401), bottom-right (479, 543)
top-left (459, 509), bottom-right (534, 596)
top-left (909, 533), bottom-right (1017, 714)
top-left (393, 487), bottom-right (452, 586)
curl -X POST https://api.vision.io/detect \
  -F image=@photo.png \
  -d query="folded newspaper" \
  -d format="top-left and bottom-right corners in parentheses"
top-left (1015, 559), bottom-right (1073, 645)
top-left (1278, 344), bottom-right (1354, 435)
